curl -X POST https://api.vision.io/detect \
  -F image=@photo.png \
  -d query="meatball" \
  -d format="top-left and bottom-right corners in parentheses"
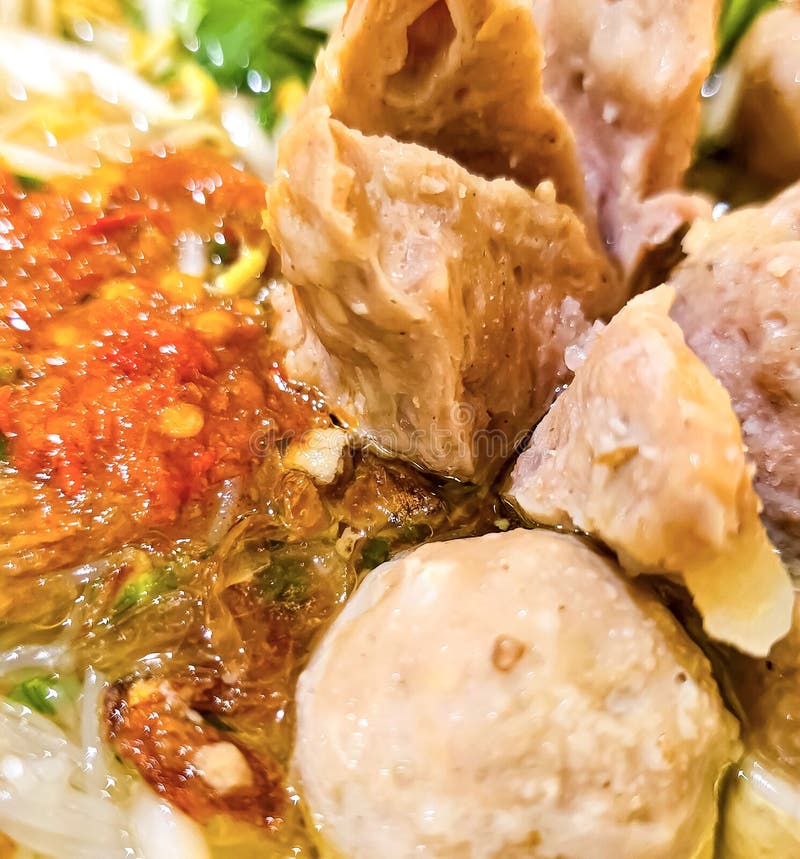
top-left (669, 182), bottom-right (800, 561)
top-left (294, 529), bottom-right (739, 859)
top-left (532, 0), bottom-right (718, 279)
top-left (506, 286), bottom-right (792, 657)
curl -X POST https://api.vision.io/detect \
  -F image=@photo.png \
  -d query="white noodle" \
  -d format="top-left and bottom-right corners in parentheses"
top-left (130, 788), bottom-right (211, 859)
top-left (0, 142), bottom-right (91, 179)
top-left (78, 668), bottom-right (110, 798)
top-left (0, 673), bottom-right (210, 859)
top-left (0, 29), bottom-right (179, 122)
top-left (206, 477), bottom-right (243, 547)
top-left (0, 644), bottom-right (69, 678)
top-left (0, 700), bottom-right (134, 859)
top-left (0, 0), bottom-right (25, 28)
top-left (139, 0), bottom-right (174, 33)
top-left (30, 0), bottom-right (56, 33)
top-left (0, 0), bottom-right (56, 31)
top-left (65, 557), bottom-right (118, 584)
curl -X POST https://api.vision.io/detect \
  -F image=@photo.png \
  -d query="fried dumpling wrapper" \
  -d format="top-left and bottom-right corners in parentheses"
top-left (670, 181), bottom-right (800, 561)
top-left (505, 285), bottom-right (793, 656)
top-left (266, 109), bottom-right (615, 480)
top-left (305, 0), bottom-right (587, 215)
top-left (531, 0), bottom-right (719, 279)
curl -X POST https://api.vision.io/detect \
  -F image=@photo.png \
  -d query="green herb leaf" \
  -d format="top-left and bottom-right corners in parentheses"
top-left (0, 365), bottom-right (16, 386)
top-left (182, 0), bottom-right (327, 130)
top-left (13, 173), bottom-right (46, 192)
top-left (399, 522), bottom-right (433, 544)
top-left (260, 554), bottom-right (308, 603)
top-left (209, 235), bottom-right (236, 267)
top-left (716, 0), bottom-right (778, 68)
top-left (9, 674), bottom-right (78, 716)
top-left (0, 431), bottom-right (8, 463)
top-left (120, 0), bottom-right (146, 29)
top-left (361, 537), bottom-right (391, 571)
top-left (114, 565), bottom-right (179, 615)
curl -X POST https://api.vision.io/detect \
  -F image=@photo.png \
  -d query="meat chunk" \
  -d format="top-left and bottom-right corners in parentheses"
top-left (669, 182), bottom-right (800, 559)
top-left (531, 0), bottom-right (719, 277)
top-left (727, 4), bottom-right (800, 188)
top-left (306, 0), bottom-right (587, 214)
top-left (105, 679), bottom-right (286, 830)
top-left (505, 286), bottom-right (792, 656)
top-left (266, 110), bottom-right (615, 480)
top-left (295, 529), bottom-right (740, 859)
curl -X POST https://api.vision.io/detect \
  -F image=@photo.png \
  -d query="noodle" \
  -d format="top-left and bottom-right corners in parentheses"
top-left (0, 646), bottom-right (70, 679)
top-left (0, 698), bottom-right (135, 859)
top-left (0, 674), bottom-right (211, 859)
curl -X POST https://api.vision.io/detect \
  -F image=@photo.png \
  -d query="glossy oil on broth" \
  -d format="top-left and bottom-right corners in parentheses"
top-left (0, 150), bottom-right (505, 856)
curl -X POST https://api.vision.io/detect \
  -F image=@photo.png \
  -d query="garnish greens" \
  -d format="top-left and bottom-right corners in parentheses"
top-left (14, 174), bottom-right (46, 192)
top-left (260, 553), bottom-right (309, 604)
top-left (114, 565), bottom-right (179, 615)
top-left (361, 538), bottom-right (391, 571)
top-left (9, 674), bottom-right (79, 716)
top-left (180, 0), bottom-right (329, 130)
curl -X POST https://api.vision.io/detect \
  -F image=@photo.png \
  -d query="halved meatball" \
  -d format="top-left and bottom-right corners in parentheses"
top-left (505, 286), bottom-right (792, 657)
top-left (670, 182), bottom-right (800, 562)
top-left (531, 0), bottom-right (719, 279)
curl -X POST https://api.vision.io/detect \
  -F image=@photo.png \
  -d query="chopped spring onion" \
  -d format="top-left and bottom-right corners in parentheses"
top-left (209, 235), bottom-right (236, 267)
top-left (716, 0), bottom-right (779, 68)
top-left (361, 538), bottom-right (391, 571)
top-left (260, 554), bottom-right (308, 604)
top-left (13, 174), bottom-right (46, 191)
top-left (8, 674), bottom-right (79, 717)
top-left (209, 244), bottom-right (268, 296)
top-left (113, 565), bottom-right (178, 615)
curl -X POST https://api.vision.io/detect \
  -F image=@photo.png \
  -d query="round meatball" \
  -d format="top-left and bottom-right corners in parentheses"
top-left (294, 529), bottom-right (740, 859)
top-left (669, 186), bottom-right (800, 561)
